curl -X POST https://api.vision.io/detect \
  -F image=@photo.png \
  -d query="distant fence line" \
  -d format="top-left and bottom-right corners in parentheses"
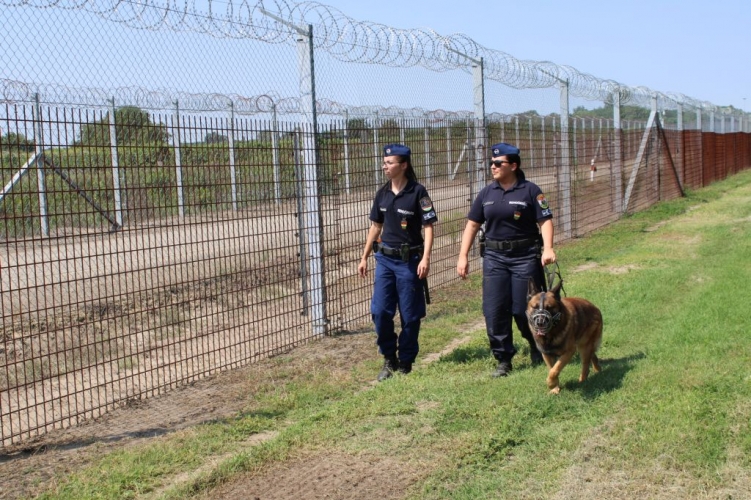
top-left (3, 90), bottom-right (675, 242)
top-left (3, 78), bottom-right (748, 134)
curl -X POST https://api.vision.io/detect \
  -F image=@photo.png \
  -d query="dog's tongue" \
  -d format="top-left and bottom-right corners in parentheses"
top-left (535, 329), bottom-right (546, 337)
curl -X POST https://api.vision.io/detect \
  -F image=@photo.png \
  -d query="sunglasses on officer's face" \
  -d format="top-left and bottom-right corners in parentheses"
top-left (490, 160), bottom-right (511, 168)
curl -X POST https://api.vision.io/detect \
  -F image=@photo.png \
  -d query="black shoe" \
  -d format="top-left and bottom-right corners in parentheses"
top-left (377, 355), bottom-right (399, 382)
top-left (397, 361), bottom-right (412, 375)
top-left (492, 361), bottom-right (512, 378)
top-left (530, 350), bottom-right (544, 366)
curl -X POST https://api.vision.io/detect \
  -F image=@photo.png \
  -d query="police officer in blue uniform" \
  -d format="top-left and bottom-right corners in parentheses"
top-left (456, 143), bottom-right (556, 377)
top-left (358, 144), bottom-right (437, 381)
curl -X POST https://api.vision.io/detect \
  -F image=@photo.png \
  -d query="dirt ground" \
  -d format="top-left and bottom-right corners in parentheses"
top-left (202, 452), bottom-right (424, 500)
top-left (0, 322), bottom-right (474, 500)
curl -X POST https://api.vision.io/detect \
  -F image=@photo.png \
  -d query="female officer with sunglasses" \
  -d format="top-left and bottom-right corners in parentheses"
top-left (456, 143), bottom-right (556, 377)
top-left (358, 144), bottom-right (437, 382)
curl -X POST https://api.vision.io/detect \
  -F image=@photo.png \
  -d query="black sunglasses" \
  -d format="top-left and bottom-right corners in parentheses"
top-left (490, 160), bottom-right (511, 167)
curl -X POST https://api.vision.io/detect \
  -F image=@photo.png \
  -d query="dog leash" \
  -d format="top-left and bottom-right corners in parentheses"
top-left (544, 262), bottom-right (566, 297)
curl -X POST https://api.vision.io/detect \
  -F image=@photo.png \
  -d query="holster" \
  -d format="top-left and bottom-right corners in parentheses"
top-left (399, 243), bottom-right (411, 262)
top-left (478, 229), bottom-right (486, 258)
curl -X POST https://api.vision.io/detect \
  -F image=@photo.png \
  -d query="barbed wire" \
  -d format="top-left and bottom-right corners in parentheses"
top-left (0, 0), bottom-right (719, 111)
top-left (0, 78), bottom-right (478, 121)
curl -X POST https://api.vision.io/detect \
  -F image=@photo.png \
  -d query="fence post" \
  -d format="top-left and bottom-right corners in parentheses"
top-left (423, 118), bottom-right (431, 184)
top-left (442, 45), bottom-right (485, 197)
top-left (293, 130), bottom-right (308, 311)
top-left (541, 116), bottom-right (547, 168)
top-left (272, 103), bottom-right (281, 204)
top-left (343, 110), bottom-right (351, 194)
top-left (696, 107), bottom-right (702, 132)
top-left (446, 122), bottom-right (452, 176)
top-left (528, 116), bottom-right (534, 165)
top-left (172, 100), bottom-right (185, 219)
top-left (399, 112), bottom-right (405, 144)
top-left (228, 101), bottom-right (238, 211)
top-left (571, 117), bottom-right (579, 172)
top-left (297, 23), bottom-right (327, 335)
top-left (676, 103), bottom-right (684, 185)
top-left (612, 90), bottom-right (624, 215)
top-left (709, 109), bottom-right (715, 133)
top-left (33, 94), bottom-right (49, 237)
top-left (558, 80), bottom-right (572, 240)
top-left (472, 57), bottom-right (486, 205)
top-left (373, 113), bottom-right (381, 187)
top-left (109, 98), bottom-right (124, 227)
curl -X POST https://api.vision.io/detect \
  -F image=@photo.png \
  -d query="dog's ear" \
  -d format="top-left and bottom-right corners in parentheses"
top-left (527, 278), bottom-right (540, 302)
top-left (551, 279), bottom-right (563, 300)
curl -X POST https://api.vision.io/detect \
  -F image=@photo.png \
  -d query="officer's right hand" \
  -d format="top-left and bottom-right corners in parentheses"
top-left (456, 255), bottom-right (469, 279)
top-left (358, 258), bottom-right (368, 278)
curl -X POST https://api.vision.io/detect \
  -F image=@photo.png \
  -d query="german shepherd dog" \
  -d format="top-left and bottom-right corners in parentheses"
top-left (526, 279), bottom-right (603, 394)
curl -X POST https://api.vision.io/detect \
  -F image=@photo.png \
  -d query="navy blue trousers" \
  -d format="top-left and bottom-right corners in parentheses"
top-left (482, 247), bottom-right (543, 362)
top-left (371, 252), bottom-right (426, 363)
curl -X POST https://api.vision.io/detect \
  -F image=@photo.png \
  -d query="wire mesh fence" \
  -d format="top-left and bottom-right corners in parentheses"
top-left (1, 0), bottom-right (751, 449)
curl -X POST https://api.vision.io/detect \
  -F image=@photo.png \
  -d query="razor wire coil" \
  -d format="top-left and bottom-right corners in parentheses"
top-left (0, 0), bottom-right (720, 111)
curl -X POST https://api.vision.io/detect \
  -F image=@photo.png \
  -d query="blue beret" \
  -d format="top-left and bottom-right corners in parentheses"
top-left (490, 143), bottom-right (520, 158)
top-left (383, 143), bottom-right (411, 157)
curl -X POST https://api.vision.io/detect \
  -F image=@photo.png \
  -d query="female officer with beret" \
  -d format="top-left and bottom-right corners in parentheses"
top-left (358, 144), bottom-right (437, 381)
top-left (456, 143), bottom-right (556, 377)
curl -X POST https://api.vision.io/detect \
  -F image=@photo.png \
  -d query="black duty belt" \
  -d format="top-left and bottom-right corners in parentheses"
top-left (373, 242), bottom-right (423, 259)
top-left (485, 237), bottom-right (539, 251)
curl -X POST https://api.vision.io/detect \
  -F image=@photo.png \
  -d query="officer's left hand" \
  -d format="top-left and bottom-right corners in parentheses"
top-left (358, 258), bottom-right (368, 278)
top-left (417, 258), bottom-right (430, 280)
top-left (541, 248), bottom-right (557, 266)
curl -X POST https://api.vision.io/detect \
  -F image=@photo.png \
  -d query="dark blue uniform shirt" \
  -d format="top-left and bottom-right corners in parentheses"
top-left (467, 179), bottom-right (552, 240)
top-left (369, 180), bottom-right (437, 247)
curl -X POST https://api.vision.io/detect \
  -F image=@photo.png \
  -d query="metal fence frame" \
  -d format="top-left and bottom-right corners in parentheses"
top-left (2, 0), bottom-right (751, 449)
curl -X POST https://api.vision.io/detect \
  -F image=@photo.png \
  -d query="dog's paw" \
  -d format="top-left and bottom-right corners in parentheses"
top-left (549, 387), bottom-right (561, 395)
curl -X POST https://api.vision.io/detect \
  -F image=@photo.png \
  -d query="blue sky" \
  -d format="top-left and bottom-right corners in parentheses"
top-left (1, 0), bottom-right (749, 116)
top-left (311, 0), bottom-right (751, 110)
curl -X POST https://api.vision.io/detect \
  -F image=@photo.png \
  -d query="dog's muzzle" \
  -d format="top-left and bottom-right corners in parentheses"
top-left (527, 292), bottom-right (561, 336)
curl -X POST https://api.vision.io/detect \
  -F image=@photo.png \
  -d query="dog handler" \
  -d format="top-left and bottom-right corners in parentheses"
top-left (456, 143), bottom-right (556, 377)
top-left (358, 144), bottom-right (437, 381)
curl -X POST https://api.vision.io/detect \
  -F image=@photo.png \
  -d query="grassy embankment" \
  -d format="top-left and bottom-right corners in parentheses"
top-left (35, 170), bottom-right (751, 499)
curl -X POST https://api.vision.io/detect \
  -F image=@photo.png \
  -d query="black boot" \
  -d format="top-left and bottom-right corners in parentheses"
top-left (492, 360), bottom-right (512, 378)
top-left (397, 361), bottom-right (412, 375)
top-left (377, 355), bottom-right (399, 382)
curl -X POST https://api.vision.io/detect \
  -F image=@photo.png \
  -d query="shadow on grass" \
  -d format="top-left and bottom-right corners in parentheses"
top-left (436, 345), bottom-right (646, 400)
top-left (563, 351), bottom-right (647, 399)
top-left (438, 344), bottom-right (491, 364)
top-left (0, 409), bottom-right (284, 463)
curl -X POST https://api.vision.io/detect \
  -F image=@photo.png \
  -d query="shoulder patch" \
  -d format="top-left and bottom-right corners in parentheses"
top-left (537, 194), bottom-right (549, 210)
top-left (419, 196), bottom-right (433, 212)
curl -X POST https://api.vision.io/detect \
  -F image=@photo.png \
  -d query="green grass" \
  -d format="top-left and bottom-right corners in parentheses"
top-left (33, 170), bottom-right (751, 499)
